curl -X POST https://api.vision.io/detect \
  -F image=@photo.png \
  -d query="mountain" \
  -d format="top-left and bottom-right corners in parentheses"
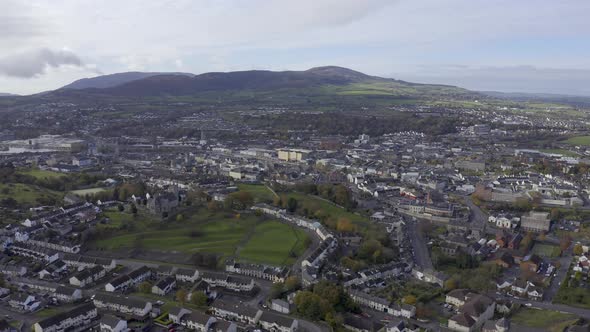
top-left (52, 66), bottom-right (476, 101)
top-left (61, 71), bottom-right (194, 90)
top-left (0, 93), bottom-right (18, 97)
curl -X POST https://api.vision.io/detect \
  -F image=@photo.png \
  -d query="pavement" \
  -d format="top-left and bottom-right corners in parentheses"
top-left (407, 218), bottom-right (434, 270)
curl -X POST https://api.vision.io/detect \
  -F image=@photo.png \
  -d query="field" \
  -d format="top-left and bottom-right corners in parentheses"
top-left (531, 243), bottom-right (561, 258)
top-left (93, 209), bottom-right (309, 266)
top-left (539, 149), bottom-right (579, 157)
top-left (70, 187), bottom-right (108, 196)
top-left (565, 136), bottom-right (590, 146)
top-left (511, 308), bottom-right (578, 332)
top-left (236, 183), bottom-right (276, 203)
top-left (239, 221), bottom-right (309, 265)
top-left (18, 168), bottom-right (66, 180)
top-left (283, 192), bottom-right (369, 225)
top-left (0, 182), bottom-right (63, 206)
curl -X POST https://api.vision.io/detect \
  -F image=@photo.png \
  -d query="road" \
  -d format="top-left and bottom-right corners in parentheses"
top-left (406, 218), bottom-right (433, 270)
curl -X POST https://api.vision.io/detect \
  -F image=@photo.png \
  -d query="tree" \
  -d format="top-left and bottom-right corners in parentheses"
top-left (287, 197), bottom-right (298, 213)
top-left (285, 276), bottom-right (301, 292)
top-left (273, 195), bottom-right (282, 207)
top-left (444, 278), bottom-right (458, 291)
top-left (207, 201), bottom-right (219, 212)
top-left (176, 214), bottom-right (184, 222)
top-left (138, 281), bottom-right (152, 293)
top-left (560, 235), bottom-right (573, 251)
top-left (402, 295), bottom-right (417, 305)
top-left (336, 218), bottom-right (355, 232)
top-left (190, 291), bottom-right (208, 306)
top-left (117, 204), bottom-right (125, 212)
top-left (574, 243), bottom-right (584, 256)
top-left (176, 288), bottom-right (188, 304)
top-left (130, 203), bottom-right (138, 215)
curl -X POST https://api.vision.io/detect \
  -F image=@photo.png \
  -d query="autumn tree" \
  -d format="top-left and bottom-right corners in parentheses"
top-left (176, 288), bottom-right (188, 304)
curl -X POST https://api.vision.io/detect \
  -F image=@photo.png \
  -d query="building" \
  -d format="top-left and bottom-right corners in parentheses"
top-left (93, 293), bottom-right (152, 319)
top-left (520, 211), bottom-right (551, 233)
top-left (277, 148), bottom-right (311, 162)
top-left (201, 272), bottom-right (255, 292)
top-left (210, 300), bottom-right (262, 325)
top-left (69, 265), bottom-right (106, 287)
top-left (33, 303), bottom-right (97, 332)
top-left (258, 311), bottom-right (298, 332)
top-left (152, 276), bottom-right (177, 295)
top-left (99, 314), bottom-right (127, 332)
top-left (271, 299), bottom-right (291, 314)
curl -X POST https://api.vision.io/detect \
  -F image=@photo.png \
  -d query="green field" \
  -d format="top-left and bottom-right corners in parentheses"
top-left (70, 187), bottom-right (108, 196)
top-left (565, 136), bottom-right (590, 146)
top-left (284, 192), bottom-right (369, 225)
top-left (539, 149), bottom-right (580, 157)
top-left (239, 221), bottom-right (308, 265)
top-left (531, 243), bottom-right (561, 258)
top-left (511, 308), bottom-right (578, 332)
top-left (0, 182), bottom-right (63, 206)
top-left (93, 209), bottom-right (309, 266)
top-left (18, 168), bottom-right (66, 180)
top-left (236, 183), bottom-right (276, 203)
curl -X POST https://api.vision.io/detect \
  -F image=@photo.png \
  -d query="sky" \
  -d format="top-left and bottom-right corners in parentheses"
top-left (1, 0), bottom-right (590, 96)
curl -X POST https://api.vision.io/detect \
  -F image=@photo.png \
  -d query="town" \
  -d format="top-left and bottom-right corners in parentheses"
top-left (0, 96), bottom-right (590, 332)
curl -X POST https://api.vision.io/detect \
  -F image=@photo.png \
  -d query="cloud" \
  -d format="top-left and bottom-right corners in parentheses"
top-left (0, 48), bottom-right (85, 78)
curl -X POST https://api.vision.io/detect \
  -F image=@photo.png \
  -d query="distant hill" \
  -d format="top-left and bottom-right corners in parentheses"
top-left (0, 92), bottom-right (18, 97)
top-left (61, 71), bottom-right (194, 90)
top-left (481, 91), bottom-right (590, 107)
top-left (54, 66), bottom-right (477, 101)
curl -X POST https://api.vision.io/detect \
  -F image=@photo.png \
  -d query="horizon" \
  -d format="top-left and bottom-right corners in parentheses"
top-left (1, 0), bottom-right (590, 96)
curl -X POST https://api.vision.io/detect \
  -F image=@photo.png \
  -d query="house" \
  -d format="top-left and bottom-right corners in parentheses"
top-left (448, 312), bottom-right (476, 332)
top-left (176, 268), bottom-right (199, 283)
top-left (152, 276), bottom-right (177, 296)
top-left (446, 289), bottom-right (470, 307)
top-left (271, 299), bottom-right (291, 314)
top-left (210, 300), bottom-right (262, 325)
top-left (201, 272), bottom-right (255, 292)
top-left (385, 319), bottom-right (419, 332)
top-left (8, 293), bottom-right (39, 311)
top-left (181, 311), bottom-right (216, 331)
top-left (482, 318), bottom-right (510, 332)
top-left (93, 293), bottom-right (152, 319)
top-left (54, 286), bottom-right (82, 303)
top-left (258, 311), bottom-right (298, 332)
top-left (400, 304), bottom-right (416, 319)
top-left (169, 307), bottom-right (192, 324)
top-left (348, 290), bottom-right (392, 313)
top-left (447, 292), bottom-right (495, 331)
top-left (99, 314), bottom-right (127, 332)
top-left (343, 315), bottom-right (383, 332)
top-left (105, 275), bottom-right (132, 292)
top-left (33, 303), bottom-right (97, 332)
top-left (69, 265), bottom-right (106, 287)
top-left (212, 320), bottom-right (238, 332)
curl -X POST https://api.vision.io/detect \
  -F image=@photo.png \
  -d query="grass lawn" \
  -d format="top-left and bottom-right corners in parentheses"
top-left (70, 187), bottom-right (108, 196)
top-left (18, 168), bottom-right (66, 180)
top-left (239, 221), bottom-right (310, 265)
top-left (0, 182), bottom-right (63, 206)
top-left (532, 243), bottom-right (561, 258)
top-left (540, 149), bottom-right (579, 157)
top-left (565, 136), bottom-right (590, 146)
top-left (93, 209), bottom-right (306, 266)
top-left (236, 184), bottom-right (276, 203)
top-left (284, 192), bottom-right (369, 225)
top-left (35, 307), bottom-right (65, 318)
top-left (511, 308), bottom-right (578, 332)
